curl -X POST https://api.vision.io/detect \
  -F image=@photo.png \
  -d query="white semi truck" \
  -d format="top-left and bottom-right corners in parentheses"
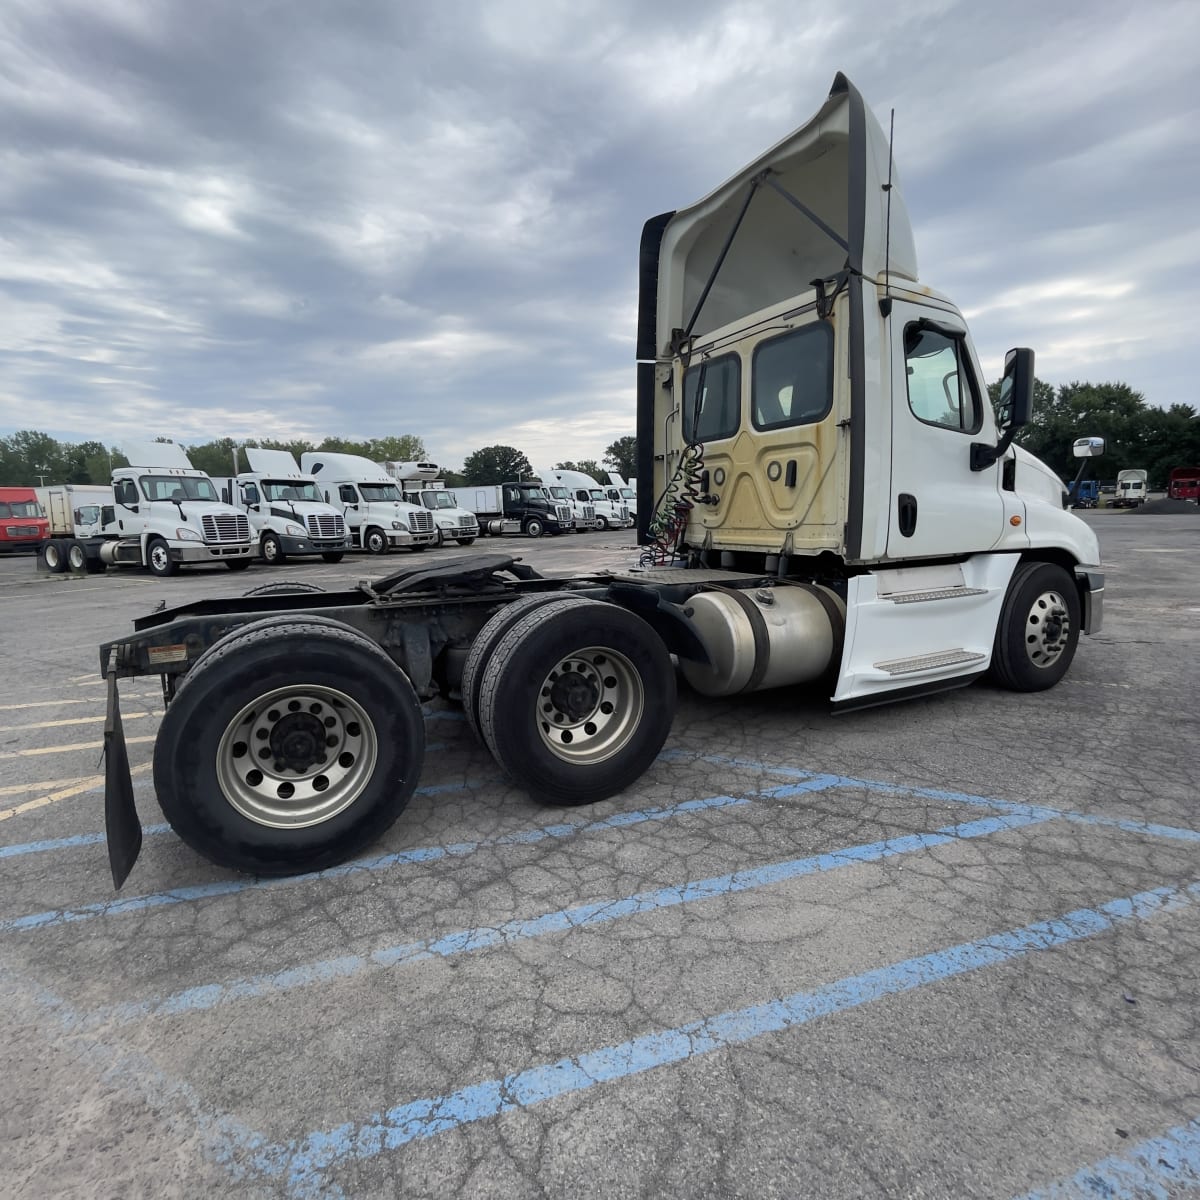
top-left (537, 469), bottom-right (600, 531)
top-left (542, 468), bottom-right (632, 530)
top-left (604, 472), bottom-right (638, 521)
top-left (99, 74), bottom-right (1104, 888)
top-left (215, 448), bottom-right (351, 564)
top-left (299, 452), bottom-right (437, 554)
top-left (384, 461), bottom-right (480, 547)
top-left (40, 441), bottom-right (254, 577)
top-left (1112, 469), bottom-right (1148, 508)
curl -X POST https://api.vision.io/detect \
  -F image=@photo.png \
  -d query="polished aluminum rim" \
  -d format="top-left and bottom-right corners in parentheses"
top-left (535, 646), bottom-right (643, 765)
top-left (1025, 588), bottom-right (1071, 668)
top-left (215, 684), bottom-right (378, 828)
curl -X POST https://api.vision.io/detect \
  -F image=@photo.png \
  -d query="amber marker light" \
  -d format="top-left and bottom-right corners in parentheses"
top-left (1010, 515), bottom-right (1022, 526)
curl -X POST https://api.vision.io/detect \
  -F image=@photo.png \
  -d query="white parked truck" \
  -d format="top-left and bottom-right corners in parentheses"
top-left (215, 448), bottom-right (350, 565)
top-left (384, 462), bottom-right (480, 547)
top-left (537, 469), bottom-right (599, 531)
top-left (1112, 469), bottom-right (1148, 508)
top-left (604, 472), bottom-right (638, 521)
top-left (36, 484), bottom-right (112, 572)
top-left (40, 441), bottom-right (254, 577)
top-left (99, 73), bottom-right (1103, 889)
top-left (300, 452), bottom-right (437, 554)
top-left (542, 468), bottom-right (632, 530)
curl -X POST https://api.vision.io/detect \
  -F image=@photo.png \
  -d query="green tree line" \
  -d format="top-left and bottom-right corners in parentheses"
top-left (987, 380), bottom-right (1200, 485)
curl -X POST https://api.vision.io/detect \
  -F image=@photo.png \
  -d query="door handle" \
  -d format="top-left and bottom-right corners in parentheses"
top-left (898, 493), bottom-right (918, 537)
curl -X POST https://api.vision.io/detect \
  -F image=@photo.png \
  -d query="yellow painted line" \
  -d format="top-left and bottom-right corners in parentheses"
top-left (0, 735), bottom-right (156, 761)
top-left (0, 763), bottom-right (153, 823)
top-left (0, 711), bottom-right (151, 735)
top-left (0, 776), bottom-right (89, 798)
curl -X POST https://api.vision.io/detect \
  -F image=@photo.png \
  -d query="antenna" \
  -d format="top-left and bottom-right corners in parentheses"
top-left (880, 107), bottom-right (895, 318)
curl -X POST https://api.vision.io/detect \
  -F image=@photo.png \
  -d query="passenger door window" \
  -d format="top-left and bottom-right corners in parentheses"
top-left (904, 325), bottom-right (981, 433)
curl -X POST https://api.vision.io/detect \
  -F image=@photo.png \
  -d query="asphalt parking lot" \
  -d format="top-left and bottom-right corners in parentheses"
top-left (2, 512), bottom-right (1198, 1199)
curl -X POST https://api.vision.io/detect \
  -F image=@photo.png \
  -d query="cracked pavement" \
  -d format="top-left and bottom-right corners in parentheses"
top-left (1, 512), bottom-right (1198, 1198)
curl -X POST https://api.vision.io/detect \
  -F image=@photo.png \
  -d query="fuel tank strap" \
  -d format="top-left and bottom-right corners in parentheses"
top-left (703, 585), bottom-right (771, 694)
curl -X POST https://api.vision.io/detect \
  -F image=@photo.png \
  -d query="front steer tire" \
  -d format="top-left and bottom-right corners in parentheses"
top-left (154, 619), bottom-right (425, 875)
top-left (989, 561), bottom-right (1081, 692)
top-left (477, 599), bottom-right (676, 806)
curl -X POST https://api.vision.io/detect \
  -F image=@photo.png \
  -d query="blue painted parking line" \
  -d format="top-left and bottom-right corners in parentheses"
top-left (79, 810), bottom-right (1047, 1029)
top-left (0, 791), bottom-right (751, 934)
top-left (664, 750), bottom-right (1200, 844)
top-left (274, 877), bottom-right (1200, 1196)
top-left (1014, 1113), bottom-right (1200, 1198)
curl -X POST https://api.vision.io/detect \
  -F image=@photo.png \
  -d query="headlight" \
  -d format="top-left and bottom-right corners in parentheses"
top-left (175, 526), bottom-right (203, 542)
top-left (391, 520), bottom-right (407, 531)
top-left (284, 523), bottom-right (306, 537)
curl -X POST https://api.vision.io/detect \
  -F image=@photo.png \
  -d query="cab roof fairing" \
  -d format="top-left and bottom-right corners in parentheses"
top-left (651, 73), bottom-right (918, 356)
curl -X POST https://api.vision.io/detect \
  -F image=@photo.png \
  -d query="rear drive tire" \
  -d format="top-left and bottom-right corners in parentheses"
top-left (989, 562), bottom-right (1081, 691)
top-left (460, 593), bottom-right (593, 740)
top-left (477, 599), bottom-right (676, 805)
top-left (154, 620), bottom-right (425, 875)
top-left (41, 540), bottom-right (67, 574)
top-left (67, 541), bottom-right (87, 572)
top-left (147, 537), bottom-right (176, 577)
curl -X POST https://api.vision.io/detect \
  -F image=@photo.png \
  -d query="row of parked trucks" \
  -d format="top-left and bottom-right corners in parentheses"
top-left (25, 443), bottom-right (636, 576)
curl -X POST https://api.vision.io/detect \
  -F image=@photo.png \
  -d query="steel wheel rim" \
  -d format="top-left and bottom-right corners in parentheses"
top-left (367, 531), bottom-right (384, 552)
top-left (1025, 588), bottom-right (1071, 668)
top-left (68, 544), bottom-right (86, 570)
top-left (45, 543), bottom-right (61, 568)
top-left (215, 683), bottom-right (378, 828)
top-left (263, 537), bottom-right (279, 562)
top-left (150, 543), bottom-right (168, 571)
top-left (535, 646), bottom-right (643, 765)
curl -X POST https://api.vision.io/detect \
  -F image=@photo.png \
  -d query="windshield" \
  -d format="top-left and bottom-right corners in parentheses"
top-left (620, 488), bottom-right (634, 499)
top-left (261, 479), bottom-right (322, 503)
top-left (140, 475), bottom-right (219, 502)
top-left (422, 491), bottom-right (457, 509)
top-left (0, 501), bottom-right (42, 518)
top-left (358, 483), bottom-right (402, 503)
top-left (74, 505), bottom-right (102, 524)
top-left (547, 487), bottom-right (568, 500)
top-left (589, 489), bottom-right (606, 501)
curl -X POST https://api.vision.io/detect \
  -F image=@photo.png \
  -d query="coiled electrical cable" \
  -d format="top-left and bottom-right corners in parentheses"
top-left (639, 441), bottom-right (705, 566)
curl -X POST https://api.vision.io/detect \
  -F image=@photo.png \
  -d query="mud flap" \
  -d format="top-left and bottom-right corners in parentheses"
top-left (104, 669), bottom-right (142, 889)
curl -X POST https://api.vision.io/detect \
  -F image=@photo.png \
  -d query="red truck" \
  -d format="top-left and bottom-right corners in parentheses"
top-left (1167, 466), bottom-right (1200, 502)
top-left (0, 486), bottom-right (49, 552)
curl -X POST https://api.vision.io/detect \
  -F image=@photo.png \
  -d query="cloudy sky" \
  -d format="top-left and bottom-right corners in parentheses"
top-left (2, 0), bottom-right (1197, 471)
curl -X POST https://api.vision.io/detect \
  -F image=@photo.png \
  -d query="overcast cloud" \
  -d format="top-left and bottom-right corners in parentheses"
top-left (1, 0), bottom-right (1197, 470)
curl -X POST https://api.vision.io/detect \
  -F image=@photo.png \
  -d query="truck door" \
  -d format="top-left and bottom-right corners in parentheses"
top-left (112, 477), bottom-right (143, 533)
top-left (886, 303), bottom-right (1006, 557)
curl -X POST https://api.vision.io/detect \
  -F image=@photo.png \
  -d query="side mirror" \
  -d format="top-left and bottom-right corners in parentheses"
top-left (996, 348), bottom-right (1034, 432)
top-left (1072, 436), bottom-right (1105, 458)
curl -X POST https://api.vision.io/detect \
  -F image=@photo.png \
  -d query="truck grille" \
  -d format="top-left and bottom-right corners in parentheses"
top-left (201, 513), bottom-right (251, 543)
top-left (619, 505), bottom-right (630, 520)
top-left (409, 510), bottom-right (434, 534)
top-left (7, 526), bottom-right (41, 537)
top-left (458, 515), bottom-right (477, 529)
top-left (556, 505), bottom-right (571, 523)
top-left (306, 513), bottom-right (345, 539)
top-left (582, 505), bottom-right (595, 520)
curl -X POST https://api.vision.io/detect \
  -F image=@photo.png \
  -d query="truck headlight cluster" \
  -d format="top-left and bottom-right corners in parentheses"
top-left (391, 520), bottom-right (407, 531)
top-left (175, 526), bottom-right (203, 542)
top-left (284, 523), bottom-right (306, 537)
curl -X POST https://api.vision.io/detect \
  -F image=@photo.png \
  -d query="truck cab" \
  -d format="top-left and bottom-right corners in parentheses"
top-left (218, 448), bottom-right (350, 564)
top-left (0, 486), bottom-right (49, 552)
top-left (538, 473), bottom-right (598, 531)
top-left (1113, 470), bottom-right (1148, 508)
top-left (385, 461), bottom-right (480, 547)
top-left (543, 469), bottom-right (631, 530)
top-left (300, 452), bottom-right (437, 554)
